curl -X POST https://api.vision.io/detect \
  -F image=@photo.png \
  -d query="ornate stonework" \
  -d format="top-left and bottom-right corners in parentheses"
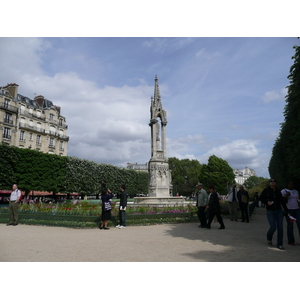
top-left (148, 76), bottom-right (172, 197)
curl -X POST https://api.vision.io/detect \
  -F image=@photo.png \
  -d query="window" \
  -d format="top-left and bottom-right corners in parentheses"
top-left (59, 119), bottom-right (63, 126)
top-left (4, 98), bottom-right (9, 108)
top-left (20, 131), bottom-right (25, 141)
top-left (4, 112), bottom-right (12, 124)
top-left (60, 141), bottom-right (64, 150)
top-left (29, 133), bottom-right (33, 141)
top-left (49, 137), bottom-right (54, 147)
top-left (3, 127), bottom-right (11, 139)
top-left (50, 113), bottom-right (54, 120)
top-left (36, 135), bottom-right (41, 145)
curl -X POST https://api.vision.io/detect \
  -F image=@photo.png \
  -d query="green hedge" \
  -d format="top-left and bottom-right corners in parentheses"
top-left (0, 210), bottom-right (199, 228)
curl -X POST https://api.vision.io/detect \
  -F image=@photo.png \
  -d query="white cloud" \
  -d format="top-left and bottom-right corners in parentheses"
top-left (198, 139), bottom-right (268, 173)
top-left (0, 37), bottom-right (153, 167)
top-left (262, 87), bottom-right (287, 103)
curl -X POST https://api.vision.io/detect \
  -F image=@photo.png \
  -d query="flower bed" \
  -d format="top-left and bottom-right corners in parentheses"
top-left (0, 202), bottom-right (230, 228)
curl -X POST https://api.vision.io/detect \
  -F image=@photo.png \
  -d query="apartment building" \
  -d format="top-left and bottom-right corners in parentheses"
top-left (0, 83), bottom-right (69, 156)
top-left (234, 167), bottom-right (257, 185)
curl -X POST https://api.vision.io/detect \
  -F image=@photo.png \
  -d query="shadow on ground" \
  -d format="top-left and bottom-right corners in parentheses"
top-left (162, 208), bottom-right (300, 262)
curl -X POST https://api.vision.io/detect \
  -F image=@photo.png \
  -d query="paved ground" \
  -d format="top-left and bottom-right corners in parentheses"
top-left (1, 207), bottom-right (300, 262)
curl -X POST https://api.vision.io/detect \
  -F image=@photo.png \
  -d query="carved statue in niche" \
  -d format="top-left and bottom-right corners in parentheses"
top-left (155, 121), bottom-right (161, 150)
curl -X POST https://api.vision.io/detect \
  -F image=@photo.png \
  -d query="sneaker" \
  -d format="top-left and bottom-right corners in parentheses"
top-left (119, 226), bottom-right (126, 229)
top-left (6, 223), bottom-right (13, 226)
top-left (115, 225), bottom-right (121, 228)
top-left (289, 243), bottom-right (295, 246)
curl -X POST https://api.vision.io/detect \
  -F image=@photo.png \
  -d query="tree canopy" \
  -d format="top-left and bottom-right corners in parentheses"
top-left (269, 43), bottom-right (300, 189)
top-left (168, 157), bottom-right (202, 196)
top-left (243, 176), bottom-right (267, 190)
top-left (200, 155), bottom-right (235, 195)
top-left (169, 155), bottom-right (235, 196)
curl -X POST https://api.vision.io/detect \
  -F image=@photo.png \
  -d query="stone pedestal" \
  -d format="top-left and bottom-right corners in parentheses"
top-left (134, 196), bottom-right (186, 205)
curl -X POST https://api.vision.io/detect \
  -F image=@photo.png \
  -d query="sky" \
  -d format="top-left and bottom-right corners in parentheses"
top-left (0, 36), bottom-right (298, 178)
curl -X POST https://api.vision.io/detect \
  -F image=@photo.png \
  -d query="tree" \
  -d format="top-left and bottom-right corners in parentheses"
top-left (243, 176), bottom-right (267, 190)
top-left (200, 155), bottom-right (235, 195)
top-left (269, 43), bottom-right (300, 189)
top-left (168, 157), bottom-right (202, 196)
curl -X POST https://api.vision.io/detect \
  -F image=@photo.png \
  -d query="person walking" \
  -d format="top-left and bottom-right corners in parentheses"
top-left (227, 182), bottom-right (239, 221)
top-left (260, 178), bottom-right (288, 250)
top-left (206, 185), bottom-right (225, 230)
top-left (196, 183), bottom-right (208, 228)
top-left (116, 184), bottom-right (127, 229)
top-left (7, 184), bottom-right (21, 226)
top-left (237, 185), bottom-right (249, 223)
top-left (100, 189), bottom-right (113, 230)
top-left (281, 181), bottom-right (300, 246)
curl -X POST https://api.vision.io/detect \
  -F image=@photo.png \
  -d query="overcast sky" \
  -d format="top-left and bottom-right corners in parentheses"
top-left (1, 37), bottom-right (298, 178)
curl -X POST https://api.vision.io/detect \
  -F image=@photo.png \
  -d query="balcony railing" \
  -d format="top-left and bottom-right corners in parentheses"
top-left (19, 110), bottom-right (46, 120)
top-left (0, 102), bottom-right (18, 113)
top-left (19, 123), bottom-right (46, 133)
top-left (3, 118), bottom-right (13, 125)
top-left (2, 134), bottom-right (11, 140)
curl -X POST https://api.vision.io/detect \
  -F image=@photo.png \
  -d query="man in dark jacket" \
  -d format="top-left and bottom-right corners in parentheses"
top-left (117, 184), bottom-right (127, 229)
top-left (260, 178), bottom-right (288, 249)
top-left (237, 185), bottom-right (249, 223)
top-left (206, 185), bottom-right (225, 230)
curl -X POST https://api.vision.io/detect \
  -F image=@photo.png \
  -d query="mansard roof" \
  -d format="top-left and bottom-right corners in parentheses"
top-left (17, 93), bottom-right (55, 110)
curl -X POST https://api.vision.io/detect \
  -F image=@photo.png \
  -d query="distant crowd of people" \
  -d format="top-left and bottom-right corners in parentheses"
top-left (195, 179), bottom-right (300, 250)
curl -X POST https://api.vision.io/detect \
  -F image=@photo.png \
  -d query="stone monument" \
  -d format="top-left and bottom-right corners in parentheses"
top-left (135, 76), bottom-right (185, 204)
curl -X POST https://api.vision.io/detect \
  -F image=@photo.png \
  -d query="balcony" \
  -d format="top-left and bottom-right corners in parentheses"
top-left (57, 134), bottom-right (69, 141)
top-left (0, 102), bottom-right (18, 113)
top-left (19, 110), bottom-right (46, 121)
top-left (19, 123), bottom-right (45, 133)
top-left (3, 118), bottom-right (13, 125)
top-left (2, 134), bottom-right (11, 140)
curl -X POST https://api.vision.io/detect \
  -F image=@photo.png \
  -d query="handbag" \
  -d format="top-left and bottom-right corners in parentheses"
top-left (104, 201), bottom-right (112, 211)
top-left (241, 195), bottom-right (248, 203)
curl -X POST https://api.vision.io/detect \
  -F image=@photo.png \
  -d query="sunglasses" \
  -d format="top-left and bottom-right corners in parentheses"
top-left (270, 180), bottom-right (276, 183)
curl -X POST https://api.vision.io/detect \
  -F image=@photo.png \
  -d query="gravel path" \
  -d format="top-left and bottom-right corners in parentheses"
top-left (1, 208), bottom-right (299, 262)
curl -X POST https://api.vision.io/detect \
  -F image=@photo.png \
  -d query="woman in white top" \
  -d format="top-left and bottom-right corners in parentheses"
top-left (281, 181), bottom-right (300, 246)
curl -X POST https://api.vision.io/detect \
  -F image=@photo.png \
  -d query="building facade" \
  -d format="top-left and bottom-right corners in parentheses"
top-left (234, 167), bottom-right (257, 185)
top-left (0, 83), bottom-right (69, 156)
top-left (126, 162), bottom-right (148, 172)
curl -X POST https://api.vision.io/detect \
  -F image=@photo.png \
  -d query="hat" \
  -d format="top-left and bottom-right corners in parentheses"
top-left (197, 183), bottom-right (203, 186)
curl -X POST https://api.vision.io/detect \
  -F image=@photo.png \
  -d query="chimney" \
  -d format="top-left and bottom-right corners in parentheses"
top-left (6, 83), bottom-right (19, 99)
top-left (34, 95), bottom-right (45, 107)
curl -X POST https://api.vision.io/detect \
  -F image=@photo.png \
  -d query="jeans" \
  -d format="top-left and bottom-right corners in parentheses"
top-left (267, 209), bottom-right (284, 247)
top-left (286, 209), bottom-right (300, 244)
top-left (119, 210), bottom-right (126, 226)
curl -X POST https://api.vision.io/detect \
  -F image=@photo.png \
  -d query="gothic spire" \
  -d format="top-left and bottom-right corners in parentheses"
top-left (154, 75), bottom-right (161, 102)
